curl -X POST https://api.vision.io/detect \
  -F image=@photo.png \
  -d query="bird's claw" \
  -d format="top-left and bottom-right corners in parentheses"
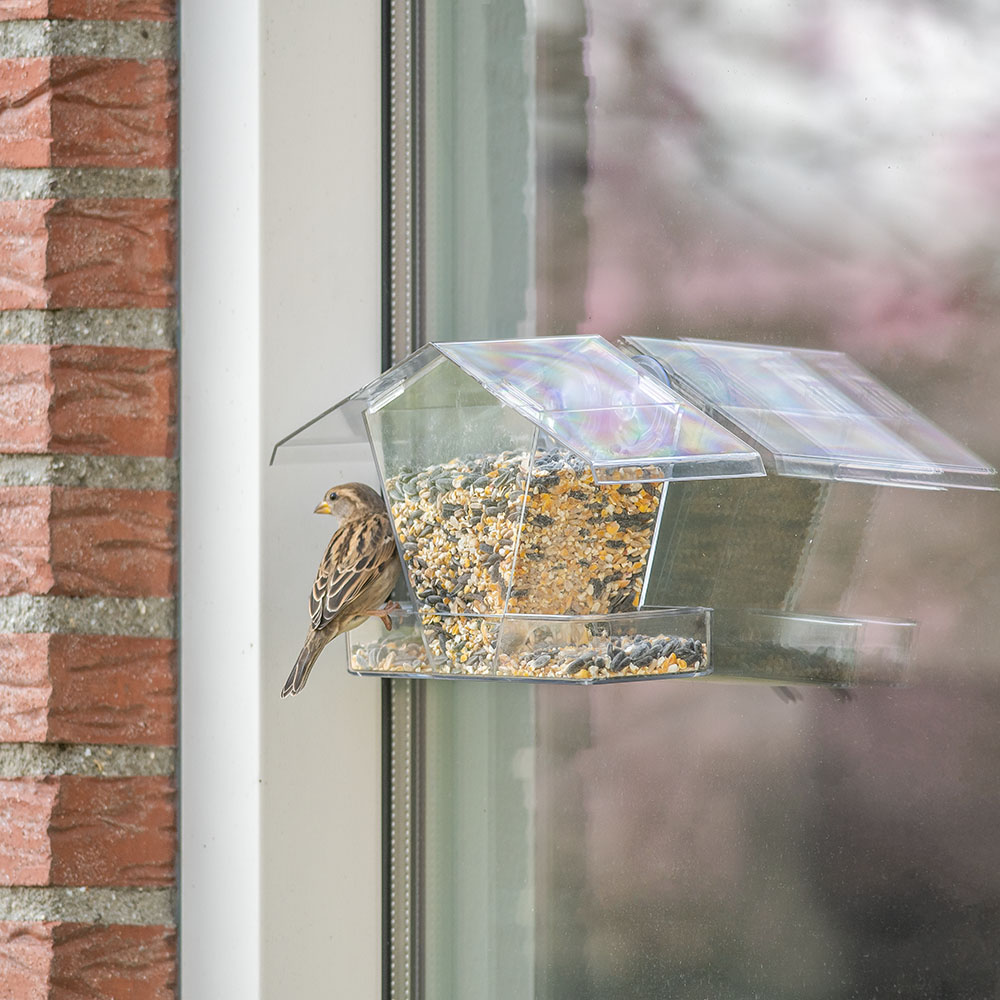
top-left (370, 601), bottom-right (401, 630)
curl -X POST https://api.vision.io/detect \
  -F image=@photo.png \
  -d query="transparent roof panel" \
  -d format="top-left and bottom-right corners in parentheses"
top-left (269, 345), bottom-right (441, 465)
top-left (436, 337), bottom-right (764, 482)
top-left (625, 337), bottom-right (997, 490)
top-left (273, 337), bottom-right (765, 483)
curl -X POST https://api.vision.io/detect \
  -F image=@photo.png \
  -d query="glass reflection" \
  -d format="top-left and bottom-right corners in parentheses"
top-left (626, 338), bottom-right (996, 487)
top-left (420, 0), bottom-right (1000, 997)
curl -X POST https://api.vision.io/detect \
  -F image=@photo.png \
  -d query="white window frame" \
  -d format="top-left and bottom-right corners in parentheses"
top-left (180, 2), bottom-right (384, 996)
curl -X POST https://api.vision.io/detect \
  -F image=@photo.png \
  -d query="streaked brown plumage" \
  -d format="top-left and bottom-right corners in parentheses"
top-left (281, 482), bottom-right (400, 697)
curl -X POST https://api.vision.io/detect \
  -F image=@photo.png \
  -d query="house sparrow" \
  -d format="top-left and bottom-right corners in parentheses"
top-left (281, 482), bottom-right (401, 697)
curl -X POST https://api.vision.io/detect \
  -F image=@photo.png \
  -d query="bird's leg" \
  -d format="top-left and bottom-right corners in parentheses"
top-left (362, 601), bottom-right (401, 631)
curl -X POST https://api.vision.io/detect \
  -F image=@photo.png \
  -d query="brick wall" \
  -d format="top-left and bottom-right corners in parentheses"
top-left (0, 3), bottom-right (176, 997)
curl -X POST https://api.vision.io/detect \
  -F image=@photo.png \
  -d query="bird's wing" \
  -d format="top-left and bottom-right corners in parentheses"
top-left (309, 513), bottom-right (397, 630)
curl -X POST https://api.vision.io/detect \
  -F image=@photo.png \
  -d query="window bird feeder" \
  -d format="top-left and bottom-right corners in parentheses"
top-left (272, 336), bottom-right (765, 682)
top-left (272, 336), bottom-right (995, 688)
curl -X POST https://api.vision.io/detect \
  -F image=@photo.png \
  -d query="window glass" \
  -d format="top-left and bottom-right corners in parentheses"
top-left (419, 2), bottom-right (1000, 997)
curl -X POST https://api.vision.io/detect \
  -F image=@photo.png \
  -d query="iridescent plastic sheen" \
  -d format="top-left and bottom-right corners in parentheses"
top-left (273, 337), bottom-right (765, 483)
top-left (431, 337), bottom-right (765, 482)
top-left (625, 337), bottom-right (997, 489)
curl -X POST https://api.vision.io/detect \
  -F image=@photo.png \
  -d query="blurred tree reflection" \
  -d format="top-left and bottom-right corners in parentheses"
top-left (532, 1), bottom-right (1000, 997)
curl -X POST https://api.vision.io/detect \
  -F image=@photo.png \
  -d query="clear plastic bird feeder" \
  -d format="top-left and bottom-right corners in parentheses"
top-left (273, 336), bottom-right (767, 682)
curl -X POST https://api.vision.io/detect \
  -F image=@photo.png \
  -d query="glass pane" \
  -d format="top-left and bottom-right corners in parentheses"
top-left (417, 1), bottom-right (1000, 997)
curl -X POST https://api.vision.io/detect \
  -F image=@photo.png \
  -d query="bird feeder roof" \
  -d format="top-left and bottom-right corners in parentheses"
top-left (625, 337), bottom-right (997, 490)
top-left (272, 336), bottom-right (765, 484)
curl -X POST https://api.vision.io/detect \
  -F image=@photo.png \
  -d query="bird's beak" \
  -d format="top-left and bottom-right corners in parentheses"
top-left (314, 501), bottom-right (333, 515)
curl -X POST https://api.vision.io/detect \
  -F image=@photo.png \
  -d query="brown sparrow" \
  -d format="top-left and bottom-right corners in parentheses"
top-left (281, 482), bottom-right (401, 697)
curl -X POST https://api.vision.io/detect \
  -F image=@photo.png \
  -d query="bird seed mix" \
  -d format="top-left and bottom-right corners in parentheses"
top-left (350, 626), bottom-right (707, 682)
top-left (362, 449), bottom-right (707, 680)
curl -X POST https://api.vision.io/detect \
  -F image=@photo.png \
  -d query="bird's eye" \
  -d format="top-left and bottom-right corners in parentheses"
top-left (328, 491), bottom-right (337, 501)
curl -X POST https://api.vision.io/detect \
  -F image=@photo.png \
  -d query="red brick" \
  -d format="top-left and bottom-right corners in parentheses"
top-left (51, 924), bottom-right (176, 1000)
top-left (46, 199), bottom-right (175, 309)
top-left (1, 1), bottom-right (174, 21)
top-left (50, 58), bottom-right (176, 168)
top-left (0, 922), bottom-right (176, 1000)
top-left (0, 487), bottom-right (52, 596)
top-left (0, 200), bottom-right (51, 309)
top-left (0, 634), bottom-right (176, 744)
top-left (48, 635), bottom-right (176, 744)
top-left (0, 1), bottom-right (48, 22)
top-left (0, 922), bottom-right (51, 1000)
top-left (50, 345), bottom-right (176, 457)
top-left (0, 778), bottom-right (57, 885)
top-left (51, 0), bottom-right (176, 18)
top-left (0, 633), bottom-right (50, 742)
top-left (0, 486), bottom-right (175, 598)
top-left (0, 344), bottom-right (175, 457)
top-left (0, 344), bottom-right (51, 452)
top-left (0, 776), bottom-right (175, 886)
top-left (0, 59), bottom-right (53, 167)
top-left (0, 58), bottom-right (176, 168)
top-left (49, 487), bottom-right (175, 597)
top-left (49, 776), bottom-right (175, 886)
top-left (0, 199), bottom-right (175, 310)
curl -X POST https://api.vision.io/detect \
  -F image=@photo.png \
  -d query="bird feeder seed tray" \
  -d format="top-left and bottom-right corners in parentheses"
top-left (347, 603), bottom-right (710, 683)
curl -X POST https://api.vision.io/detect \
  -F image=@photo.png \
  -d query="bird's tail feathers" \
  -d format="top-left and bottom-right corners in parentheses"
top-left (281, 633), bottom-right (324, 698)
